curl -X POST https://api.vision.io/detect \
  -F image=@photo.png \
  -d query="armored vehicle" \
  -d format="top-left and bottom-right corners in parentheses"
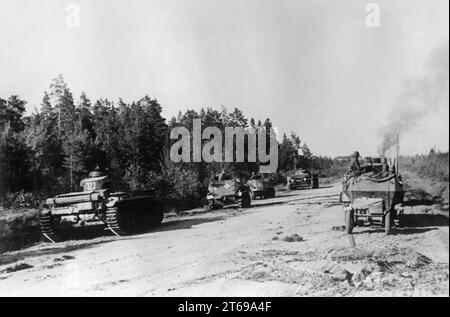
top-left (340, 167), bottom-right (404, 235)
top-left (287, 169), bottom-right (319, 190)
top-left (39, 170), bottom-right (165, 242)
top-left (247, 174), bottom-right (276, 199)
top-left (206, 172), bottom-right (251, 210)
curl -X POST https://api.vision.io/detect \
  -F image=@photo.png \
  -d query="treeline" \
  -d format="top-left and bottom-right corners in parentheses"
top-left (1, 75), bottom-right (168, 207)
top-left (278, 133), bottom-right (349, 179)
top-left (0, 75), bottom-right (341, 208)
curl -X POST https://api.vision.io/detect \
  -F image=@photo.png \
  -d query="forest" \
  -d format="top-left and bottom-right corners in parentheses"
top-left (0, 75), bottom-right (373, 208)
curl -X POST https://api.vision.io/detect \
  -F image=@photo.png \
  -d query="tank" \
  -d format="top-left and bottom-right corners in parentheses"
top-left (39, 170), bottom-right (165, 242)
top-left (340, 170), bottom-right (404, 235)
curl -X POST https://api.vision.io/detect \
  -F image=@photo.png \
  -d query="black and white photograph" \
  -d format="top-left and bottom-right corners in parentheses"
top-left (0, 0), bottom-right (448, 299)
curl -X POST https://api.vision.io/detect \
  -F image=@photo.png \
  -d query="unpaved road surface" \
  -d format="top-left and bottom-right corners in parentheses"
top-left (0, 184), bottom-right (448, 296)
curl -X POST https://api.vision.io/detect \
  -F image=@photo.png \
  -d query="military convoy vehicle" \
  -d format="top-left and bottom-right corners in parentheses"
top-left (39, 170), bottom-right (165, 242)
top-left (247, 174), bottom-right (276, 199)
top-left (287, 169), bottom-right (319, 190)
top-left (340, 161), bottom-right (404, 235)
top-left (206, 172), bottom-right (251, 210)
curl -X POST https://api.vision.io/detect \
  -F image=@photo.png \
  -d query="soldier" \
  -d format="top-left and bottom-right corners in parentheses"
top-left (348, 151), bottom-right (362, 176)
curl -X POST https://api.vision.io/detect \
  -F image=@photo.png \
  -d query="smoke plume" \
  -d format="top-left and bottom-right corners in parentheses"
top-left (379, 44), bottom-right (449, 155)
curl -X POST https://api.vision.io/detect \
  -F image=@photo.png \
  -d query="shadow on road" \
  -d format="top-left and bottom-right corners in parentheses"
top-left (155, 216), bottom-right (226, 232)
top-left (401, 214), bottom-right (449, 227)
top-left (1, 239), bottom-right (112, 265)
top-left (58, 215), bottom-right (228, 240)
top-left (403, 188), bottom-right (443, 206)
top-left (392, 227), bottom-right (439, 235)
top-left (2, 216), bottom-right (228, 260)
top-left (250, 200), bottom-right (287, 209)
top-left (352, 226), bottom-right (438, 235)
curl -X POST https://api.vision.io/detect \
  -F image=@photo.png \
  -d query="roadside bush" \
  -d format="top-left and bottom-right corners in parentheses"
top-left (163, 163), bottom-right (207, 202)
top-left (0, 209), bottom-right (41, 253)
top-left (273, 172), bottom-right (287, 185)
top-left (123, 162), bottom-right (207, 203)
top-left (400, 151), bottom-right (449, 182)
top-left (1, 191), bottom-right (41, 209)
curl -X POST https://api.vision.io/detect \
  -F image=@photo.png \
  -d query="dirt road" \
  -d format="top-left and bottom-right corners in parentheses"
top-left (0, 184), bottom-right (448, 296)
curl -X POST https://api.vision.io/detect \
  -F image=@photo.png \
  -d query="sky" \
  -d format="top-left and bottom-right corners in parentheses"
top-left (0, 0), bottom-right (448, 157)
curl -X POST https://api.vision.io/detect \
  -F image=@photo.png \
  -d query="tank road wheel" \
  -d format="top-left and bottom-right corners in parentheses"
top-left (39, 212), bottom-right (60, 243)
top-left (384, 210), bottom-right (393, 235)
top-left (240, 192), bottom-right (251, 208)
top-left (345, 208), bottom-right (353, 234)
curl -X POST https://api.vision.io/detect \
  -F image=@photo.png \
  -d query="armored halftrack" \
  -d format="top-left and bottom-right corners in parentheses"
top-left (206, 172), bottom-right (251, 210)
top-left (247, 174), bottom-right (276, 199)
top-left (287, 169), bottom-right (319, 190)
top-left (340, 165), bottom-right (404, 235)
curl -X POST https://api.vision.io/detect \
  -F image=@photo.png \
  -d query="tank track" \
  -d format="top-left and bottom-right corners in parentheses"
top-left (40, 213), bottom-right (59, 243)
top-left (105, 207), bottom-right (125, 236)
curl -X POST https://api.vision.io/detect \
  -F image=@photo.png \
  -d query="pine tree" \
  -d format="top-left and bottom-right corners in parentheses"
top-left (0, 123), bottom-right (33, 195)
top-left (75, 92), bottom-right (94, 136)
top-left (41, 92), bottom-right (52, 116)
top-left (24, 112), bottom-right (65, 193)
top-left (48, 75), bottom-right (75, 139)
top-left (0, 95), bottom-right (27, 133)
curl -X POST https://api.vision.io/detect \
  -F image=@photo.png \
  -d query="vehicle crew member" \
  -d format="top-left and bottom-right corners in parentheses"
top-left (380, 157), bottom-right (390, 177)
top-left (348, 151), bottom-right (362, 176)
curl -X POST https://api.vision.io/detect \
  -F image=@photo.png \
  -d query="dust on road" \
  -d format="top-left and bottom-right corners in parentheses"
top-left (0, 184), bottom-right (448, 296)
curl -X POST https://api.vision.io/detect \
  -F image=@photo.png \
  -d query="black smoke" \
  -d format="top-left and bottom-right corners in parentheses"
top-left (379, 44), bottom-right (449, 155)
